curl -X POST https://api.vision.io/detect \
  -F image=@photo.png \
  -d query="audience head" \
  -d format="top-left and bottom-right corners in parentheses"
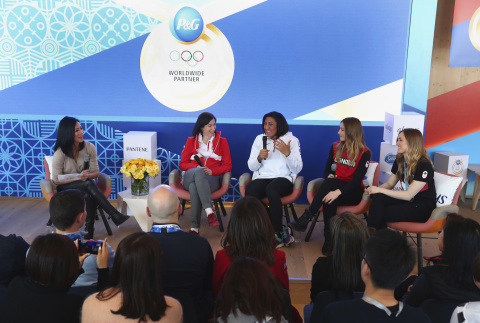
top-left (99, 232), bottom-right (167, 321)
top-left (192, 112), bottom-right (216, 137)
top-left (49, 189), bottom-right (86, 231)
top-left (54, 116), bottom-right (84, 156)
top-left (221, 197), bottom-right (276, 266)
top-left (439, 214), bottom-right (480, 288)
top-left (362, 229), bottom-right (415, 290)
top-left (262, 111), bottom-right (289, 139)
top-left (26, 234), bottom-right (79, 290)
top-left (330, 212), bottom-right (369, 293)
top-left (147, 185), bottom-right (181, 223)
top-left (216, 257), bottom-right (288, 323)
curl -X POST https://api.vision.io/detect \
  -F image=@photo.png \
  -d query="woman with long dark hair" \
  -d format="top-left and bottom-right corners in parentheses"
top-left (310, 212), bottom-right (368, 302)
top-left (246, 111), bottom-right (303, 248)
top-left (82, 232), bottom-right (182, 322)
top-left (52, 116), bottom-right (128, 238)
top-left (365, 128), bottom-right (436, 229)
top-left (215, 257), bottom-right (292, 323)
top-left (213, 197), bottom-right (289, 298)
top-left (404, 214), bottom-right (480, 306)
top-left (289, 117), bottom-right (370, 255)
top-left (179, 112), bottom-right (232, 234)
top-left (0, 234), bottom-right (109, 323)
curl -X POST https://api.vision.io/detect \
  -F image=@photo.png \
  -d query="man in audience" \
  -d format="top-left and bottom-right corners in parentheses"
top-left (147, 185), bottom-right (214, 323)
top-left (0, 234), bottom-right (29, 300)
top-left (320, 229), bottom-right (431, 322)
top-left (49, 189), bottom-right (114, 289)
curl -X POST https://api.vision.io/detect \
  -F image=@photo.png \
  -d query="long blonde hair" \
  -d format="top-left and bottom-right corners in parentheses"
top-left (395, 128), bottom-right (432, 184)
top-left (335, 117), bottom-right (368, 166)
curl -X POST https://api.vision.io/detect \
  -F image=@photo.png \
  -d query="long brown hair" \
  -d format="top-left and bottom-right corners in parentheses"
top-left (335, 117), bottom-right (368, 166)
top-left (221, 197), bottom-right (276, 266)
top-left (395, 128), bottom-right (432, 184)
top-left (330, 212), bottom-right (369, 294)
top-left (215, 257), bottom-right (290, 323)
top-left (97, 232), bottom-right (168, 322)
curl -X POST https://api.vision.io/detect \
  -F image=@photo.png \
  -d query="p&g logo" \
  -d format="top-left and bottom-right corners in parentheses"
top-left (170, 7), bottom-right (204, 43)
top-left (384, 153), bottom-right (396, 165)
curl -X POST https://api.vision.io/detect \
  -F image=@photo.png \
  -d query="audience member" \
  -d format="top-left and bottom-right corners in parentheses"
top-left (49, 189), bottom-right (114, 288)
top-left (213, 196), bottom-right (289, 298)
top-left (146, 185), bottom-right (214, 323)
top-left (306, 212), bottom-right (368, 321)
top-left (403, 214), bottom-right (480, 306)
top-left (0, 234), bottom-right (29, 300)
top-left (82, 232), bottom-right (182, 323)
top-left (0, 234), bottom-right (108, 323)
top-left (215, 257), bottom-right (292, 323)
top-left (319, 229), bottom-right (431, 322)
top-left (450, 253), bottom-right (480, 323)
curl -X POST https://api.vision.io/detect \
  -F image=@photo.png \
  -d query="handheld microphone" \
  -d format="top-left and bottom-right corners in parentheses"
top-left (194, 155), bottom-right (204, 167)
top-left (363, 176), bottom-right (370, 189)
top-left (262, 136), bottom-right (268, 160)
top-left (84, 154), bottom-right (90, 171)
top-left (330, 164), bottom-right (337, 176)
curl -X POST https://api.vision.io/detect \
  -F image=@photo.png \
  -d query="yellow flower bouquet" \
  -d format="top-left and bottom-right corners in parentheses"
top-left (120, 158), bottom-right (160, 196)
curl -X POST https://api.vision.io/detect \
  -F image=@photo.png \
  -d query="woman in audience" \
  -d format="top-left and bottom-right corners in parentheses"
top-left (52, 116), bottom-right (128, 238)
top-left (403, 214), bottom-right (480, 306)
top-left (310, 212), bottom-right (368, 302)
top-left (213, 196), bottom-right (289, 298)
top-left (0, 233), bottom-right (29, 300)
top-left (215, 257), bottom-right (292, 323)
top-left (0, 234), bottom-right (108, 323)
top-left (246, 111), bottom-right (303, 248)
top-left (179, 112), bottom-right (232, 234)
top-left (82, 232), bottom-right (182, 323)
top-left (365, 128), bottom-right (436, 230)
top-left (288, 117), bottom-right (370, 255)
top-left (450, 252), bottom-right (480, 323)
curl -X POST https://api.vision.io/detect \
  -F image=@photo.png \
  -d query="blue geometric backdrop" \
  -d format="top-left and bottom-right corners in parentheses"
top-left (0, 0), bottom-right (159, 90)
top-left (0, 119), bottom-right (241, 200)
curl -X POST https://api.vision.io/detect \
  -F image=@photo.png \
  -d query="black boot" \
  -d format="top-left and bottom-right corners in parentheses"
top-left (85, 180), bottom-right (129, 227)
top-left (84, 196), bottom-right (96, 239)
top-left (288, 209), bottom-right (313, 232)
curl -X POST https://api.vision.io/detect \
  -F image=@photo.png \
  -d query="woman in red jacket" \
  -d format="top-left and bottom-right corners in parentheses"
top-left (180, 112), bottom-right (232, 234)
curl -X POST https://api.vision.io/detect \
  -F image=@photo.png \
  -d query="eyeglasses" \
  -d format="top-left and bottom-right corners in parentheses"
top-left (362, 251), bottom-right (370, 268)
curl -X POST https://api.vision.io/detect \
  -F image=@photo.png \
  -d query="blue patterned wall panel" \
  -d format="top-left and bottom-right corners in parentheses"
top-left (0, 118), bottom-right (241, 201)
top-left (0, 0), bottom-right (159, 90)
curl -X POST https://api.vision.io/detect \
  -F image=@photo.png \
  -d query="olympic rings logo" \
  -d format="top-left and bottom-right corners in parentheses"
top-left (170, 50), bottom-right (204, 67)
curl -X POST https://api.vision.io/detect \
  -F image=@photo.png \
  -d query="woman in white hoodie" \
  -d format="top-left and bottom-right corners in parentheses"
top-left (246, 111), bottom-right (303, 248)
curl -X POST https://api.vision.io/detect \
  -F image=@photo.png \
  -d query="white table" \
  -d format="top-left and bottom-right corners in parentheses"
top-left (117, 189), bottom-right (153, 232)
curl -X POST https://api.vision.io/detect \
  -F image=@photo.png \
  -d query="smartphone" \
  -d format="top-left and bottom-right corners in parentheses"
top-left (78, 239), bottom-right (103, 255)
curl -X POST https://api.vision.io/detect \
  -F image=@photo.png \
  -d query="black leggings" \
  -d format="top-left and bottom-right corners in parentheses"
top-left (245, 178), bottom-right (293, 232)
top-left (367, 193), bottom-right (434, 229)
top-left (309, 178), bottom-right (364, 232)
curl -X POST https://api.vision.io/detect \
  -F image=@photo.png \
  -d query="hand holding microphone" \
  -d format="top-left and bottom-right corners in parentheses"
top-left (194, 155), bottom-right (212, 175)
top-left (327, 164), bottom-right (337, 179)
top-left (78, 154), bottom-right (90, 181)
top-left (257, 136), bottom-right (269, 162)
top-left (194, 155), bottom-right (204, 167)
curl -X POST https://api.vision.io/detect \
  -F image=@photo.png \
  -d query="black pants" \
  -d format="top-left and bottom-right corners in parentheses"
top-left (245, 178), bottom-right (293, 232)
top-left (57, 179), bottom-right (101, 232)
top-left (367, 193), bottom-right (434, 229)
top-left (309, 178), bottom-right (364, 233)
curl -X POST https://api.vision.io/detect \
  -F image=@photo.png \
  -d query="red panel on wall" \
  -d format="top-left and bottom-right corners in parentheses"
top-left (425, 79), bottom-right (480, 149)
top-left (452, 0), bottom-right (480, 26)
